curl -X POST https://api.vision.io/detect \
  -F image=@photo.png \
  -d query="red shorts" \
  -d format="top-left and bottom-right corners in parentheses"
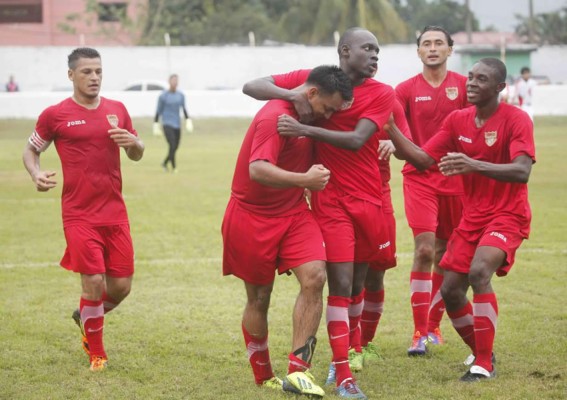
top-left (60, 224), bottom-right (134, 278)
top-left (222, 198), bottom-right (326, 286)
top-left (439, 216), bottom-right (527, 277)
top-left (403, 179), bottom-right (463, 240)
top-left (369, 211), bottom-right (397, 271)
top-left (311, 186), bottom-right (390, 263)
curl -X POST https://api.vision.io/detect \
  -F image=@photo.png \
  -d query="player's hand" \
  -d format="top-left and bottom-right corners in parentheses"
top-left (185, 118), bottom-right (194, 133)
top-left (152, 122), bottom-right (162, 136)
top-left (32, 170), bottom-right (57, 192)
top-left (109, 128), bottom-right (141, 149)
top-left (290, 91), bottom-right (314, 123)
top-left (278, 114), bottom-right (307, 137)
top-left (303, 164), bottom-right (330, 191)
top-left (378, 139), bottom-right (395, 161)
top-left (438, 152), bottom-right (477, 176)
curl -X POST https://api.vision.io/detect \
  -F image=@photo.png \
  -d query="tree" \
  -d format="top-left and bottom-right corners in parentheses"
top-left (515, 8), bottom-right (567, 45)
top-left (393, 0), bottom-right (479, 42)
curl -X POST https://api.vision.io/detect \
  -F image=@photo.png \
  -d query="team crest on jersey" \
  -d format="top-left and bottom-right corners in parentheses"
top-left (445, 87), bottom-right (458, 100)
top-left (485, 131), bottom-right (497, 146)
top-left (106, 114), bottom-right (119, 128)
top-left (341, 97), bottom-right (354, 110)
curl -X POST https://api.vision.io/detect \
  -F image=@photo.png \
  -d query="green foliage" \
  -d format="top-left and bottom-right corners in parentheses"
top-left (1, 116), bottom-right (567, 399)
top-left (393, 0), bottom-right (479, 42)
top-left (515, 8), bottom-right (567, 45)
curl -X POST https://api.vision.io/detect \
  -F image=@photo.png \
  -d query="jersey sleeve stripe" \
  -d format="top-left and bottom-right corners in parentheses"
top-left (29, 130), bottom-right (51, 152)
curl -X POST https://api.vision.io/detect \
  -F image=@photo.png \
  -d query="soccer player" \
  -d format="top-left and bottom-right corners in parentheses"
top-left (222, 65), bottom-right (352, 397)
top-left (384, 57), bottom-right (535, 381)
top-left (512, 66), bottom-right (537, 121)
top-left (355, 100), bottom-right (413, 368)
top-left (153, 73), bottom-right (192, 172)
top-left (22, 47), bottom-right (145, 371)
top-left (243, 27), bottom-right (396, 399)
top-left (395, 26), bottom-right (468, 354)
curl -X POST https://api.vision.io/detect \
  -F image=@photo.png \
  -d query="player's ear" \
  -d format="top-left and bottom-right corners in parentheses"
top-left (306, 86), bottom-right (319, 101)
top-left (339, 44), bottom-right (350, 59)
top-left (68, 69), bottom-right (73, 82)
top-left (496, 82), bottom-right (506, 93)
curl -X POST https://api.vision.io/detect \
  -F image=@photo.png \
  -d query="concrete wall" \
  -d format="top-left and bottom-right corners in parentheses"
top-left (0, 84), bottom-right (564, 120)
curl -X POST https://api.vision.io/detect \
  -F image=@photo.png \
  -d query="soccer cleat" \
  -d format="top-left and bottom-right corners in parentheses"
top-left (261, 376), bottom-right (283, 391)
top-left (407, 331), bottom-right (428, 356)
top-left (335, 378), bottom-right (367, 399)
top-left (72, 309), bottom-right (90, 356)
top-left (427, 327), bottom-right (444, 345)
top-left (89, 356), bottom-right (108, 371)
top-left (460, 365), bottom-right (496, 382)
top-left (362, 342), bottom-right (382, 363)
top-left (348, 349), bottom-right (364, 372)
top-left (282, 370), bottom-right (325, 398)
top-left (325, 363), bottom-right (336, 386)
top-left (463, 353), bottom-right (497, 367)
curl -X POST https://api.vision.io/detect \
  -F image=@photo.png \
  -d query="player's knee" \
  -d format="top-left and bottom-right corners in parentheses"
top-left (414, 242), bottom-right (435, 267)
top-left (301, 265), bottom-right (326, 292)
top-left (468, 268), bottom-right (492, 293)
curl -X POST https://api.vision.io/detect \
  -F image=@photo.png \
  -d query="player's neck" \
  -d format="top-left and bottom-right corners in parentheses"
top-left (72, 94), bottom-right (100, 110)
top-left (474, 101), bottom-right (499, 127)
top-left (422, 65), bottom-right (448, 88)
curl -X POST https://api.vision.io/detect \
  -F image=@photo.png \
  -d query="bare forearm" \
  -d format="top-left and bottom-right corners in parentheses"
top-left (22, 145), bottom-right (41, 178)
top-left (250, 161), bottom-right (307, 188)
top-left (386, 124), bottom-right (434, 170)
top-left (126, 139), bottom-right (145, 161)
top-left (469, 159), bottom-right (531, 182)
top-left (243, 77), bottom-right (294, 102)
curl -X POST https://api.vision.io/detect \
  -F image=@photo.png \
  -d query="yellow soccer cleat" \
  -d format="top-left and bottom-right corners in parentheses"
top-left (283, 370), bottom-right (325, 398)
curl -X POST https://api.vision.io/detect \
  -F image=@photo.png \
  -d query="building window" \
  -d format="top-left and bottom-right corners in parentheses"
top-left (0, 0), bottom-right (42, 23)
top-left (98, 2), bottom-right (127, 22)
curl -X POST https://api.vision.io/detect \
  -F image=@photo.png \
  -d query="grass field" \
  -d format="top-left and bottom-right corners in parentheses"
top-left (1, 116), bottom-right (566, 400)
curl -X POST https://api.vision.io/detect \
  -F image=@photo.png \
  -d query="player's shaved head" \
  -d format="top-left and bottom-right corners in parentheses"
top-left (477, 58), bottom-right (507, 83)
top-left (338, 27), bottom-right (375, 54)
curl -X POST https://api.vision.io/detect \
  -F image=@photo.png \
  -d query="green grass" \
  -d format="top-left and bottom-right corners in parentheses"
top-left (1, 116), bottom-right (566, 399)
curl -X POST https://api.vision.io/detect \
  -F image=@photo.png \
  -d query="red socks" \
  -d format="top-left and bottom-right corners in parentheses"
top-left (327, 295), bottom-right (352, 386)
top-left (473, 293), bottom-right (498, 371)
top-left (410, 271), bottom-right (431, 334)
top-left (427, 272), bottom-right (445, 332)
top-left (288, 353), bottom-right (310, 374)
top-left (361, 289), bottom-right (384, 347)
top-left (242, 324), bottom-right (273, 385)
top-left (348, 292), bottom-right (364, 353)
top-left (447, 301), bottom-right (476, 353)
top-left (80, 297), bottom-right (106, 360)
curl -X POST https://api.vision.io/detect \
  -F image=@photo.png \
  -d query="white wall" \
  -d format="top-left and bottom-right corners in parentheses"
top-left (0, 84), bottom-right (564, 119)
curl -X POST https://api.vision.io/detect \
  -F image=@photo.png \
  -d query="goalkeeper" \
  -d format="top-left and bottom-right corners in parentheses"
top-left (154, 73), bottom-right (193, 173)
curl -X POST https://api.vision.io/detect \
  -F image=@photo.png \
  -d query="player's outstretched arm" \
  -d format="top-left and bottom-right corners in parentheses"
top-left (383, 119), bottom-right (434, 170)
top-left (249, 161), bottom-right (330, 191)
top-left (22, 142), bottom-right (57, 192)
top-left (439, 153), bottom-right (532, 183)
top-left (277, 115), bottom-right (376, 151)
top-left (243, 77), bottom-right (312, 122)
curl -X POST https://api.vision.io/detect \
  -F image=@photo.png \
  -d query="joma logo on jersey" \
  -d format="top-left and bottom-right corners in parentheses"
top-left (415, 96), bottom-right (432, 102)
top-left (490, 231), bottom-right (507, 242)
top-left (67, 120), bottom-right (86, 127)
top-left (378, 241), bottom-right (391, 250)
top-left (458, 135), bottom-right (472, 143)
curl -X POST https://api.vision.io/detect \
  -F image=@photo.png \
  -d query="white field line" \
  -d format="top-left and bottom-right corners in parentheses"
top-left (1, 247), bottom-right (565, 269)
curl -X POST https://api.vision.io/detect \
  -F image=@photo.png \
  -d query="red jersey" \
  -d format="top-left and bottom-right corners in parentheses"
top-left (273, 69), bottom-right (395, 204)
top-left (423, 103), bottom-right (535, 234)
top-left (230, 99), bottom-right (312, 216)
top-left (396, 71), bottom-right (468, 195)
top-left (30, 97), bottom-right (137, 227)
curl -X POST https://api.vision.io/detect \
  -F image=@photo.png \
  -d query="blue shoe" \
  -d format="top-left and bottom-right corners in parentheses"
top-left (427, 328), bottom-right (444, 345)
top-left (325, 363), bottom-right (336, 386)
top-left (407, 331), bottom-right (428, 356)
top-left (335, 379), bottom-right (367, 399)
